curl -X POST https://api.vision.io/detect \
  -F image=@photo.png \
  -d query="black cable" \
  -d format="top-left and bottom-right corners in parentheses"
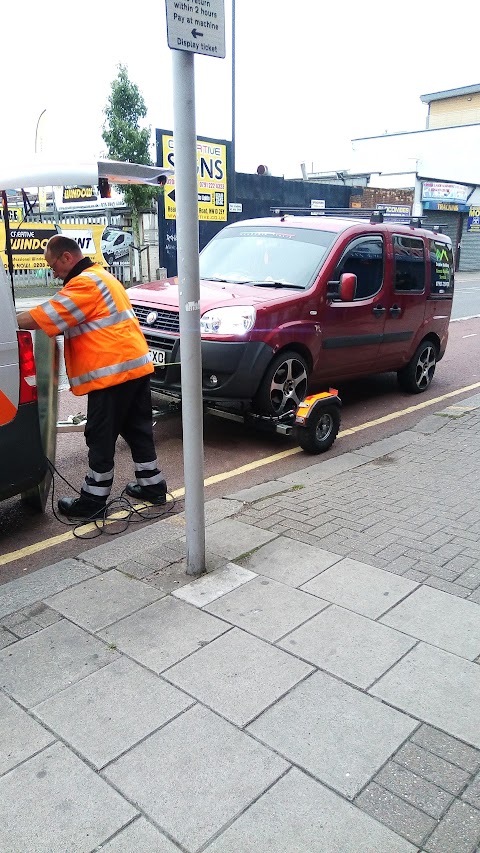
top-left (46, 458), bottom-right (182, 540)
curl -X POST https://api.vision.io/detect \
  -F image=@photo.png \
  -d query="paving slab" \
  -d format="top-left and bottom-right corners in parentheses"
top-left (278, 451), bottom-right (368, 485)
top-left (98, 596), bottom-right (230, 673)
top-left (204, 767), bottom-right (417, 853)
top-left (0, 619), bottom-right (118, 707)
top-left (278, 604), bottom-right (416, 688)
top-left (0, 559), bottom-right (99, 619)
top-left (423, 798), bottom-right (480, 853)
top-left (301, 557), bottom-right (418, 618)
top-left (463, 771), bottom-right (480, 809)
top-left (238, 535), bottom-right (342, 587)
top-left (248, 670), bottom-right (417, 799)
top-left (173, 563), bottom-right (256, 607)
top-left (80, 515), bottom-right (186, 570)
top-left (0, 742), bottom-right (136, 853)
top-left (44, 569), bottom-right (163, 632)
top-left (0, 693), bottom-right (54, 777)
top-left (375, 761), bottom-right (454, 819)
top-left (96, 818), bottom-right (180, 852)
top-left (411, 724), bottom-right (480, 774)
top-left (380, 584), bottom-right (480, 660)
top-left (204, 497), bottom-right (244, 524)
top-left (394, 741), bottom-right (471, 795)
top-left (371, 643), bottom-right (480, 749)
top-left (225, 481), bottom-right (292, 503)
top-left (354, 431), bottom-right (418, 458)
top-left (355, 781), bottom-right (436, 847)
top-left (34, 657), bottom-right (193, 768)
top-left (204, 518), bottom-right (277, 559)
top-left (164, 627), bottom-right (313, 726)
top-left (103, 704), bottom-right (288, 852)
top-left (205, 576), bottom-right (328, 642)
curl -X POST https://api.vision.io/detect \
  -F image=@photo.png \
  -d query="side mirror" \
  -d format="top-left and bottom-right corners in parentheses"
top-left (339, 272), bottom-right (356, 302)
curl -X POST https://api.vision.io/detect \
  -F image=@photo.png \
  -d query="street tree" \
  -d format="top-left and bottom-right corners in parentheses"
top-left (102, 64), bottom-right (159, 265)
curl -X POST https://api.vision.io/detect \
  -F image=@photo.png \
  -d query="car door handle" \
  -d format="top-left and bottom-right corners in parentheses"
top-left (389, 304), bottom-right (402, 317)
top-left (372, 305), bottom-right (386, 317)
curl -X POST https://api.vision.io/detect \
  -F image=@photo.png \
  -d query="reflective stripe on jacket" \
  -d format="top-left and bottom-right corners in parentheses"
top-left (30, 265), bottom-right (153, 396)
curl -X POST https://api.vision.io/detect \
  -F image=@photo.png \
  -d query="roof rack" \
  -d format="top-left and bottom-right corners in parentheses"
top-left (269, 207), bottom-right (429, 228)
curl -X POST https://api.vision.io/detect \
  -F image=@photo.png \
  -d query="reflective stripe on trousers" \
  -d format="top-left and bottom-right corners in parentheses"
top-left (82, 466), bottom-right (114, 498)
top-left (134, 459), bottom-right (165, 488)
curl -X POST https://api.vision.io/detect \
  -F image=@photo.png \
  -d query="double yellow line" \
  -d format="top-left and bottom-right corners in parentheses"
top-left (2, 380), bottom-right (480, 567)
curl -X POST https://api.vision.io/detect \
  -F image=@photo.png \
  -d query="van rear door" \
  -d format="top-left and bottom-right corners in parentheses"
top-left (0, 268), bottom-right (20, 426)
top-left (380, 234), bottom-right (427, 367)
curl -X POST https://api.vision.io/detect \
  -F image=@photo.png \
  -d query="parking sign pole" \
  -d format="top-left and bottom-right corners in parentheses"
top-left (172, 48), bottom-right (206, 576)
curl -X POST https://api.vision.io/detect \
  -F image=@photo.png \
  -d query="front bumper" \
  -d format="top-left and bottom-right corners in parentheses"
top-left (143, 332), bottom-right (274, 404)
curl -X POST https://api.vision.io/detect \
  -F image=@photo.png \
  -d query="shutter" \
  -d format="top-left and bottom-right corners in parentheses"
top-left (459, 216), bottom-right (480, 271)
top-left (422, 211), bottom-right (458, 257)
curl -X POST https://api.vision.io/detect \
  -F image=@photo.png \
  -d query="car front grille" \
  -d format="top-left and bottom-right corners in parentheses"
top-left (143, 333), bottom-right (175, 353)
top-left (133, 304), bottom-right (180, 334)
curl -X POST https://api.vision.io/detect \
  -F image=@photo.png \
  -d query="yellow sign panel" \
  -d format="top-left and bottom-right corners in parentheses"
top-left (6, 207), bottom-right (24, 224)
top-left (162, 134), bottom-right (227, 221)
top-left (0, 222), bottom-right (107, 269)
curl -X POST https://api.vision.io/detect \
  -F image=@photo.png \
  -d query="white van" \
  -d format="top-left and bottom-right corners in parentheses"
top-left (0, 158), bottom-right (172, 509)
top-left (0, 262), bottom-right (50, 507)
top-left (101, 227), bottom-right (133, 265)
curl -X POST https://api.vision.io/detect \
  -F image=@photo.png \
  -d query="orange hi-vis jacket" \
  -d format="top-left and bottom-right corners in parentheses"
top-left (30, 262), bottom-right (153, 396)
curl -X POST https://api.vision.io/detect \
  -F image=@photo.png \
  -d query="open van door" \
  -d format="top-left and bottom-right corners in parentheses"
top-left (0, 158), bottom-right (173, 511)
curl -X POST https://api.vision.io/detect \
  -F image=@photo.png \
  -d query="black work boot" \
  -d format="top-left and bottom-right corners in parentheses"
top-left (125, 480), bottom-right (167, 505)
top-left (58, 495), bottom-right (107, 519)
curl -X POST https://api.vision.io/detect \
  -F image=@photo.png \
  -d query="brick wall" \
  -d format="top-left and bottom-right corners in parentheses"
top-left (351, 187), bottom-right (414, 209)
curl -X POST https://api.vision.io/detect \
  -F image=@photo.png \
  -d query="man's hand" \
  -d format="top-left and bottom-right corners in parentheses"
top-left (16, 311), bottom-right (40, 330)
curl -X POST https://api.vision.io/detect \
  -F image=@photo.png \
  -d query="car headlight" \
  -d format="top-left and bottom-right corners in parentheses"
top-left (200, 306), bottom-right (256, 335)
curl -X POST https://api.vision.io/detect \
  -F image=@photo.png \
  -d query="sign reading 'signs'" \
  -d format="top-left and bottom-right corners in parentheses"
top-left (161, 132), bottom-right (227, 221)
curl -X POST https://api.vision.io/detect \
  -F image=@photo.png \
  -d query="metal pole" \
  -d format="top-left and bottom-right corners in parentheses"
top-left (172, 49), bottom-right (206, 576)
top-left (230, 0), bottom-right (236, 207)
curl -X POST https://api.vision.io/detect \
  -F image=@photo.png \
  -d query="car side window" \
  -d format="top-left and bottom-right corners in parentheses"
top-left (334, 236), bottom-right (384, 300)
top-left (394, 236), bottom-right (425, 292)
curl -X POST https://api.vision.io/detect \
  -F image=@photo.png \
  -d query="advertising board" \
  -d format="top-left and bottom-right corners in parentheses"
top-left (160, 131), bottom-right (228, 222)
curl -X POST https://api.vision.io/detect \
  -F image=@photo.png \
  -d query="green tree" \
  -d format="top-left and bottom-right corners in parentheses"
top-left (102, 64), bottom-right (158, 250)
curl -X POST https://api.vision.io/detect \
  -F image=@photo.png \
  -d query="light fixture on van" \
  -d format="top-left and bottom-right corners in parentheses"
top-left (200, 306), bottom-right (256, 335)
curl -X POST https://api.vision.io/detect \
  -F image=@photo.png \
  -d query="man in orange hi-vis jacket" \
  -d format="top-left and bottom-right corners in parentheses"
top-left (16, 235), bottom-right (167, 519)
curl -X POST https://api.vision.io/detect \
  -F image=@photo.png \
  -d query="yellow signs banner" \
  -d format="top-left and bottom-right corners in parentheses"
top-left (162, 133), bottom-right (227, 221)
top-left (0, 222), bottom-right (107, 269)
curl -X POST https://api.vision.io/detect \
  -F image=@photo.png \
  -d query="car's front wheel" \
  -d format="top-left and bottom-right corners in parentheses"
top-left (253, 350), bottom-right (309, 416)
top-left (397, 339), bottom-right (438, 393)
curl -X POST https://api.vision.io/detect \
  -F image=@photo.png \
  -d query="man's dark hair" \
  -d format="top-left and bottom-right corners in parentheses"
top-left (47, 235), bottom-right (83, 256)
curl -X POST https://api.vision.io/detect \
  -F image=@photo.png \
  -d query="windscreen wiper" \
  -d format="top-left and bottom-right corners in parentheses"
top-left (246, 280), bottom-right (304, 289)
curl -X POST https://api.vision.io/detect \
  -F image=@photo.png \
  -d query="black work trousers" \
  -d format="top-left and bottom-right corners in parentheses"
top-left (82, 375), bottom-right (160, 500)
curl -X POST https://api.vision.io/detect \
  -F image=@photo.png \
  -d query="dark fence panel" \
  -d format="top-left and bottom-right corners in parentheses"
top-left (157, 170), bottom-right (352, 278)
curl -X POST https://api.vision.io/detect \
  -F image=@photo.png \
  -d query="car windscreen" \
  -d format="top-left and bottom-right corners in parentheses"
top-left (199, 226), bottom-right (339, 290)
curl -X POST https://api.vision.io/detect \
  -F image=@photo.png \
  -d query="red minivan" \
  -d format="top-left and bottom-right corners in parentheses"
top-left (128, 213), bottom-right (454, 416)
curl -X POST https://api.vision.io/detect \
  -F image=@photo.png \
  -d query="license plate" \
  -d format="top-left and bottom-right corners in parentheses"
top-left (149, 348), bottom-right (166, 367)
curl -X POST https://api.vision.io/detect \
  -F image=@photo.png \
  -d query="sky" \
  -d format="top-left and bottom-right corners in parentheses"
top-left (1, 0), bottom-right (479, 181)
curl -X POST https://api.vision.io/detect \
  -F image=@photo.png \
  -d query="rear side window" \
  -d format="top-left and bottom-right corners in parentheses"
top-left (393, 236), bottom-right (425, 292)
top-left (335, 236), bottom-right (384, 299)
top-left (430, 240), bottom-right (454, 297)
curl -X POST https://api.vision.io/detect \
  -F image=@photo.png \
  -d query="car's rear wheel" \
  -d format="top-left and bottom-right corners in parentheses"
top-left (253, 350), bottom-right (309, 416)
top-left (397, 339), bottom-right (438, 393)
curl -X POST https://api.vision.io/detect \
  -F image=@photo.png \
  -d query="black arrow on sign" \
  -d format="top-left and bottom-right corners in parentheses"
top-left (192, 28), bottom-right (203, 38)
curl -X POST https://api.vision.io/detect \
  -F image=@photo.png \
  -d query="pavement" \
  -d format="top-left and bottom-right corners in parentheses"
top-left (1, 397), bottom-right (480, 853)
